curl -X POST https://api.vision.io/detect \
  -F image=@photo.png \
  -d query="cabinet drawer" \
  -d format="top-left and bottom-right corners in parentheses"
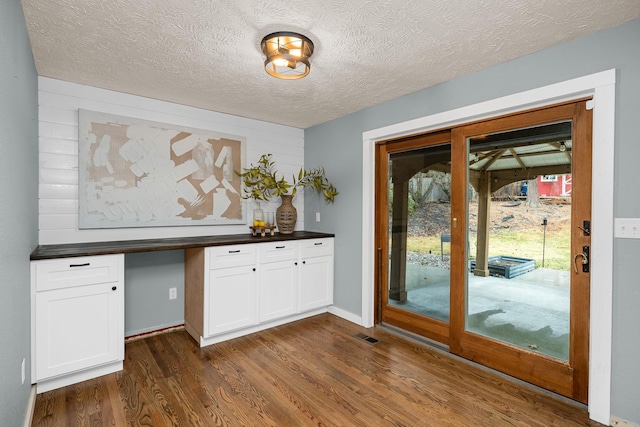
top-left (300, 238), bottom-right (334, 258)
top-left (33, 255), bottom-right (121, 292)
top-left (259, 241), bottom-right (299, 263)
top-left (208, 244), bottom-right (256, 269)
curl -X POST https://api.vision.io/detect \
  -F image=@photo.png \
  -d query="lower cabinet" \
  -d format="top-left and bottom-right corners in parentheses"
top-left (299, 238), bottom-right (334, 312)
top-left (28, 235), bottom-right (333, 390)
top-left (185, 238), bottom-right (334, 347)
top-left (299, 254), bottom-right (334, 312)
top-left (208, 264), bottom-right (258, 335)
top-left (31, 254), bottom-right (124, 393)
top-left (259, 241), bottom-right (299, 323)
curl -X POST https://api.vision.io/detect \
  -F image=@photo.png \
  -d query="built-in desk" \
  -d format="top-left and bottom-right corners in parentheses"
top-left (29, 231), bottom-right (334, 393)
top-left (30, 231), bottom-right (334, 259)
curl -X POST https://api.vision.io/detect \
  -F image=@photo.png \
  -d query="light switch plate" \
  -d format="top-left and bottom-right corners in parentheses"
top-left (614, 218), bottom-right (640, 239)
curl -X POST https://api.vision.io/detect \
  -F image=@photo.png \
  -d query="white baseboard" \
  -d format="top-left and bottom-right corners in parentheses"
top-left (23, 385), bottom-right (36, 427)
top-left (35, 361), bottom-right (123, 393)
top-left (611, 416), bottom-right (640, 427)
top-left (328, 305), bottom-right (363, 326)
top-left (196, 308), bottom-right (329, 347)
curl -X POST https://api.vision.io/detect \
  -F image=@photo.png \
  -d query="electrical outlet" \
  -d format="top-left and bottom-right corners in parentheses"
top-left (615, 218), bottom-right (640, 239)
top-left (316, 212), bottom-right (321, 222)
top-left (21, 358), bottom-right (25, 385)
top-left (169, 287), bottom-right (177, 300)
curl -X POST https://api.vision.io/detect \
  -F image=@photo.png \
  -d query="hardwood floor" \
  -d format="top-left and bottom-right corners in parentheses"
top-left (32, 313), bottom-right (603, 426)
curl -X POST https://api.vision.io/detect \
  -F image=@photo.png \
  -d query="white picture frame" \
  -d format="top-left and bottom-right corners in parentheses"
top-left (78, 109), bottom-right (246, 229)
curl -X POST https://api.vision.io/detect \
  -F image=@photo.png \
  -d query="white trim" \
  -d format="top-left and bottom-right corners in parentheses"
top-left (589, 79), bottom-right (615, 424)
top-left (361, 69), bottom-right (615, 424)
top-left (194, 308), bottom-right (329, 347)
top-left (328, 305), bottom-right (363, 325)
top-left (23, 385), bottom-right (36, 427)
top-left (35, 361), bottom-right (123, 393)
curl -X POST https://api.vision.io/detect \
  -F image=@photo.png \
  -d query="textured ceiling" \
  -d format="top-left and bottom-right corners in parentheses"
top-left (21, 0), bottom-right (640, 128)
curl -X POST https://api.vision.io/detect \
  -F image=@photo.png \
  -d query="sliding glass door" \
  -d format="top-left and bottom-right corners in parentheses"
top-left (376, 130), bottom-right (459, 345)
top-left (376, 101), bottom-right (592, 403)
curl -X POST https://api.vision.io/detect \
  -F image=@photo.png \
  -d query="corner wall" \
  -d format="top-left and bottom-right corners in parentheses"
top-left (0, 0), bottom-right (39, 424)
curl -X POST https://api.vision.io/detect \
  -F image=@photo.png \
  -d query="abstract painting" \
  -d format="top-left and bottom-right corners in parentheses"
top-left (78, 109), bottom-right (245, 228)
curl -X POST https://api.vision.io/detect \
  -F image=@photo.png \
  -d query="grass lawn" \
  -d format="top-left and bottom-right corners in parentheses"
top-left (407, 226), bottom-right (571, 270)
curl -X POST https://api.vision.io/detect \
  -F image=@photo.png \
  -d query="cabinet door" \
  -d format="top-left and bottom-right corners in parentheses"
top-left (207, 266), bottom-right (257, 335)
top-left (299, 255), bottom-right (334, 312)
top-left (35, 282), bottom-right (123, 381)
top-left (259, 260), bottom-right (298, 322)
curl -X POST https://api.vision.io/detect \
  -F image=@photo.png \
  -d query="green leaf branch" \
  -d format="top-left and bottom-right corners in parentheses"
top-left (236, 154), bottom-right (338, 203)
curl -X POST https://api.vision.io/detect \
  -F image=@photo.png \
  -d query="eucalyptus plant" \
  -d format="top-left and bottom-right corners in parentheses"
top-left (294, 166), bottom-right (339, 202)
top-left (236, 154), bottom-right (289, 201)
top-left (236, 153), bottom-right (338, 202)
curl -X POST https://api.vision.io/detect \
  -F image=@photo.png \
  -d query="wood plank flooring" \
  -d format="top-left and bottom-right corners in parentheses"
top-left (32, 313), bottom-right (603, 426)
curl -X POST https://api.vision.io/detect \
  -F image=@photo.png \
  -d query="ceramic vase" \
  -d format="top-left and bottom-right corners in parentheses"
top-left (275, 194), bottom-right (297, 234)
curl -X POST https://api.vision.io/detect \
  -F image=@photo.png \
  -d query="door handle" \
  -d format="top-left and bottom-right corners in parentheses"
top-left (578, 220), bottom-right (591, 236)
top-left (573, 246), bottom-right (589, 273)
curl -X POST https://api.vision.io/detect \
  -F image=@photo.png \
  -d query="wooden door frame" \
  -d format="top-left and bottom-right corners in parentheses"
top-left (375, 101), bottom-right (591, 402)
top-left (449, 100), bottom-right (592, 403)
top-left (361, 69), bottom-right (615, 424)
top-left (374, 131), bottom-right (453, 344)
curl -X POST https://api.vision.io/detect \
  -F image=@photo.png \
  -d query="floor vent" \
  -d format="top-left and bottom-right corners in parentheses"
top-left (355, 333), bottom-right (379, 344)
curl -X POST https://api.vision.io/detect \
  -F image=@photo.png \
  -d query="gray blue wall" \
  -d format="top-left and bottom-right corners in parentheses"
top-left (0, 0), bottom-right (39, 424)
top-left (125, 251), bottom-right (184, 336)
top-left (4, 2), bottom-right (638, 423)
top-left (305, 19), bottom-right (640, 424)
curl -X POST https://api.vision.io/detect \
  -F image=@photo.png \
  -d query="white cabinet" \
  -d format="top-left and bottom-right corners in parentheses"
top-left (31, 254), bottom-right (124, 393)
top-left (206, 244), bottom-right (258, 336)
top-left (184, 237), bottom-right (334, 347)
top-left (259, 242), bottom-right (299, 322)
top-left (207, 255), bottom-right (258, 335)
top-left (185, 244), bottom-right (258, 343)
top-left (299, 239), bottom-right (334, 312)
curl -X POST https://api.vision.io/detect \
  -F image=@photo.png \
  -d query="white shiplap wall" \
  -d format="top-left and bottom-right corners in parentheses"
top-left (38, 77), bottom-right (305, 244)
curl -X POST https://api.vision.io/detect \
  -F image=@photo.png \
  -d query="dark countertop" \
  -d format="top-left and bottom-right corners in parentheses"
top-left (30, 231), bottom-right (335, 260)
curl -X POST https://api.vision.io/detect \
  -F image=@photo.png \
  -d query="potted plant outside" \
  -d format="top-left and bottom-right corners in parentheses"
top-left (237, 154), bottom-right (338, 234)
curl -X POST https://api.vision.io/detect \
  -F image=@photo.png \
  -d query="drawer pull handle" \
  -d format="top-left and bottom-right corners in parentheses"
top-left (69, 263), bottom-right (90, 267)
top-left (228, 250), bottom-right (241, 253)
top-left (275, 246), bottom-right (285, 249)
top-left (112, 286), bottom-right (117, 291)
top-left (303, 261), bottom-right (306, 264)
top-left (314, 242), bottom-right (323, 246)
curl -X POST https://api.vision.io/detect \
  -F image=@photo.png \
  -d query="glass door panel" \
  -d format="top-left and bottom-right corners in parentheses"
top-left (387, 144), bottom-right (452, 322)
top-left (465, 122), bottom-right (573, 361)
top-left (377, 130), bottom-right (454, 345)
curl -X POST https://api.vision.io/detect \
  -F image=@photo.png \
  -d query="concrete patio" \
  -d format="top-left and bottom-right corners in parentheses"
top-left (388, 264), bottom-right (570, 360)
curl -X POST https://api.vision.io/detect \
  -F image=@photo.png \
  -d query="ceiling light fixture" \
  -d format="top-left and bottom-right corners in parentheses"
top-left (559, 141), bottom-right (567, 152)
top-left (261, 32), bottom-right (314, 80)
